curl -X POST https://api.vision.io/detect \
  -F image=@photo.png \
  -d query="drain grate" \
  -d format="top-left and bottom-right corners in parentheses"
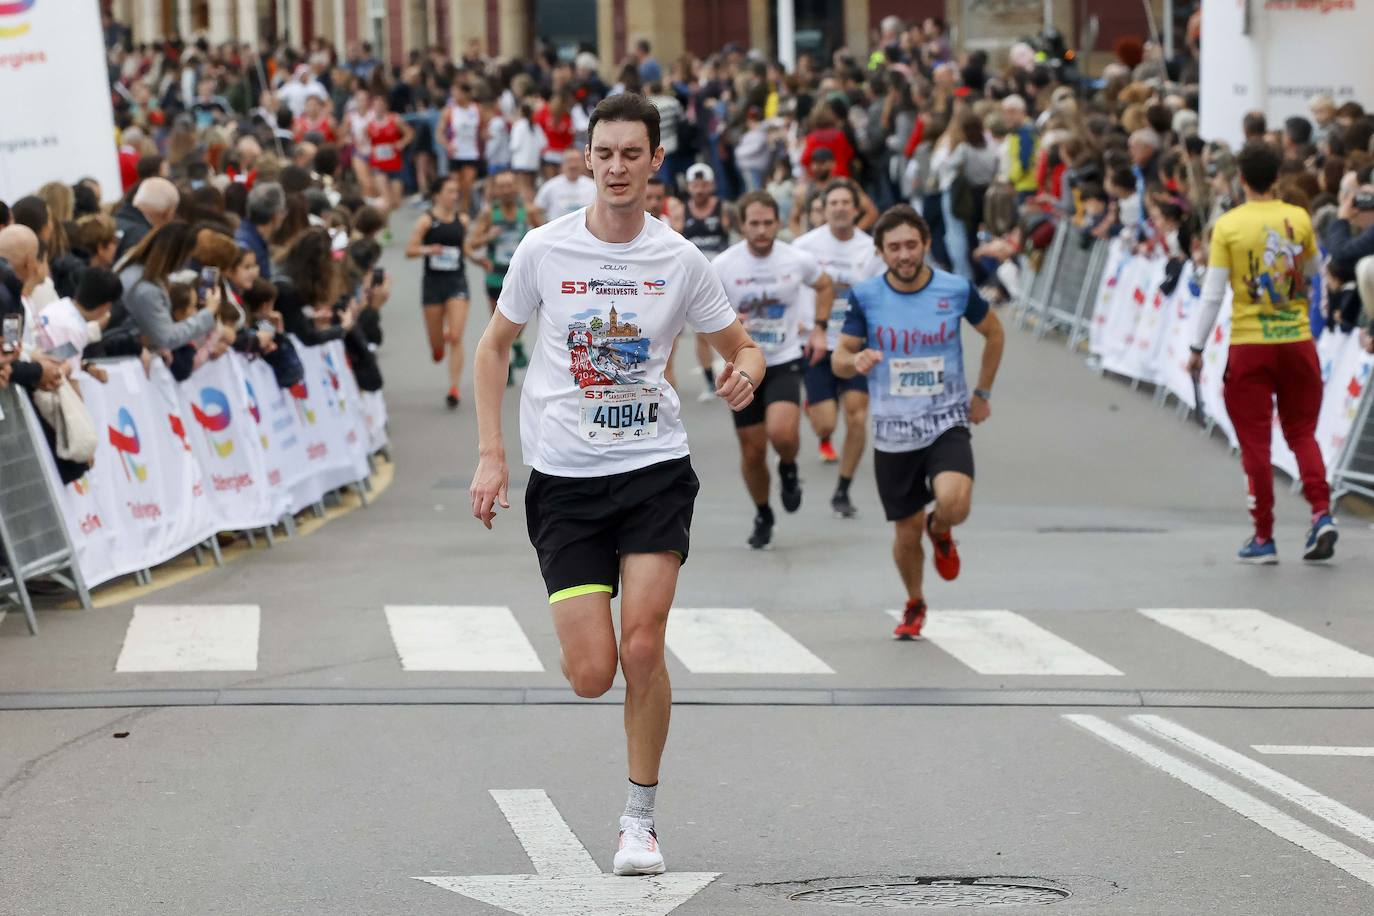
top-left (788, 877), bottom-right (1069, 908)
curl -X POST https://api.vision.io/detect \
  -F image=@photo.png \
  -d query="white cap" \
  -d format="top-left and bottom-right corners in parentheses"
top-left (685, 163), bottom-right (714, 183)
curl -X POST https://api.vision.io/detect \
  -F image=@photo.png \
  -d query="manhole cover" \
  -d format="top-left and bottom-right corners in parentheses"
top-left (789, 877), bottom-right (1069, 908)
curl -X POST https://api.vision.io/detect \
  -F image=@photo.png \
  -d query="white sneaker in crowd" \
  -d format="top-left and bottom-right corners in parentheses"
top-left (613, 815), bottom-right (666, 876)
top-left (696, 387), bottom-right (716, 403)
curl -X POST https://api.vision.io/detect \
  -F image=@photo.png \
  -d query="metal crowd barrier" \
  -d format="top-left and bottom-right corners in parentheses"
top-left (0, 385), bottom-right (92, 634)
top-left (1332, 370), bottom-right (1374, 507)
top-left (1013, 221), bottom-right (1108, 351)
top-left (1014, 222), bottom-right (1064, 330)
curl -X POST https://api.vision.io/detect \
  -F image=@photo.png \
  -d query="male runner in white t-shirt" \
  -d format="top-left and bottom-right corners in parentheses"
top-left (469, 93), bottom-right (764, 877)
top-left (793, 179), bottom-right (885, 518)
top-left (534, 147), bottom-right (598, 218)
top-left (712, 191), bottom-right (835, 549)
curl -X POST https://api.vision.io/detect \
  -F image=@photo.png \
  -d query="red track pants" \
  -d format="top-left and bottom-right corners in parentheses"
top-left (1222, 340), bottom-right (1330, 540)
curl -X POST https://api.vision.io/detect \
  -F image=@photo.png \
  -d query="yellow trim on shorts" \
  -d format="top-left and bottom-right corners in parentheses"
top-left (549, 583), bottom-right (614, 604)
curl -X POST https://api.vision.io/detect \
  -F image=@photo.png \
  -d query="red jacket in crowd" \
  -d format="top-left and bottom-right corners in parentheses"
top-left (801, 128), bottom-right (855, 178)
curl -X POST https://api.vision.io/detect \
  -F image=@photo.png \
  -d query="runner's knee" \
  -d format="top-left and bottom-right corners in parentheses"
top-left (618, 627), bottom-right (666, 684)
top-left (565, 655), bottom-right (617, 698)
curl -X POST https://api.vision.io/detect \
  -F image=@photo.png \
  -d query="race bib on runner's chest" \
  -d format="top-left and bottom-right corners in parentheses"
top-left (430, 246), bottom-right (462, 271)
top-left (889, 356), bottom-right (945, 397)
top-left (746, 316), bottom-right (787, 346)
top-left (373, 144), bottom-right (395, 160)
top-left (579, 385), bottom-right (661, 443)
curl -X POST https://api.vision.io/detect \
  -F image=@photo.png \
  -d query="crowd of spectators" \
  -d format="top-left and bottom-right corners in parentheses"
top-left (5, 3), bottom-right (1374, 482)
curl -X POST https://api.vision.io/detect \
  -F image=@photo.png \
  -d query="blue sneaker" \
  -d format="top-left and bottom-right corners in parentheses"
top-left (1237, 537), bottom-right (1278, 565)
top-left (1302, 514), bottom-right (1338, 562)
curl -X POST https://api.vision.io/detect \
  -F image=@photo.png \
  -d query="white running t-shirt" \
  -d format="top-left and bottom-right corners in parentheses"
top-left (498, 209), bottom-right (737, 477)
top-left (711, 240), bottom-right (821, 367)
top-left (446, 102), bottom-right (481, 160)
top-left (535, 175), bottom-right (597, 218)
top-left (792, 225), bottom-right (884, 351)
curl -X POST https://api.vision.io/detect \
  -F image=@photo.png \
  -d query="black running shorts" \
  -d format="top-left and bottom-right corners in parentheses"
top-left (873, 426), bottom-right (974, 521)
top-left (732, 358), bottom-right (805, 429)
top-left (525, 456), bottom-right (699, 602)
top-left (422, 270), bottom-right (469, 305)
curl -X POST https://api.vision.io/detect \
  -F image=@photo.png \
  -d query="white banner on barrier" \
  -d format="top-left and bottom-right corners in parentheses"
top-left (1084, 249), bottom-right (1373, 475)
top-left (178, 355), bottom-right (282, 531)
top-left (44, 345), bottom-right (386, 588)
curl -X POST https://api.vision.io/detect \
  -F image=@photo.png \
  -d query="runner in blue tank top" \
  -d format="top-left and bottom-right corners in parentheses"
top-left (833, 205), bottom-right (1005, 640)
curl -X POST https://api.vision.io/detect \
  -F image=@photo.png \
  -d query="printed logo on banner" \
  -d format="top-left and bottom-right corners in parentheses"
top-left (107, 407), bottom-right (147, 482)
top-left (289, 381), bottom-right (316, 425)
top-left (168, 412), bottom-right (192, 451)
top-left (190, 387), bottom-right (235, 457)
top-left (322, 350), bottom-right (345, 409)
top-left (0, 0), bottom-right (35, 39)
top-left (245, 379), bottom-right (267, 447)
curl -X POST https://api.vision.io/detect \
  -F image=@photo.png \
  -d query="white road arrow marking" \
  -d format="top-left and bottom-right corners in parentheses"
top-left (414, 789), bottom-right (720, 916)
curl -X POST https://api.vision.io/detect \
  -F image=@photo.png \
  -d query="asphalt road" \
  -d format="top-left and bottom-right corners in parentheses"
top-left (3, 208), bottom-right (1374, 915)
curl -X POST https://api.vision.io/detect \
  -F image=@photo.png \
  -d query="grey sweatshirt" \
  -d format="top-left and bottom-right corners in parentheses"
top-left (117, 264), bottom-right (217, 350)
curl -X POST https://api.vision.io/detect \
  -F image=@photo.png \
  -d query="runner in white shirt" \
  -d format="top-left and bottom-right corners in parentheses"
top-left (534, 147), bottom-right (597, 218)
top-left (439, 81), bottom-right (484, 215)
top-left (793, 179), bottom-right (886, 518)
top-left (712, 190), bottom-right (835, 549)
top-left (469, 93), bottom-right (763, 878)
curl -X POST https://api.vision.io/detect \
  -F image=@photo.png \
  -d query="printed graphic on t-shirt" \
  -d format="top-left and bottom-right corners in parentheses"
top-left (1243, 224), bottom-right (1307, 309)
top-left (565, 304), bottom-right (652, 387)
top-left (739, 292), bottom-right (789, 346)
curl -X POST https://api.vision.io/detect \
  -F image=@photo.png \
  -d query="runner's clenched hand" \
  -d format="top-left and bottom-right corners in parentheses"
top-left (854, 349), bottom-right (883, 375)
top-left (715, 361), bottom-right (755, 411)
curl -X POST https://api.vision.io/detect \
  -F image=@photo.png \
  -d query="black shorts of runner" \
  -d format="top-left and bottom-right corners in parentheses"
top-left (873, 426), bottom-right (974, 522)
top-left (485, 273), bottom-right (507, 301)
top-left (422, 270), bottom-right (469, 305)
top-left (731, 358), bottom-right (805, 429)
top-left (803, 354), bottom-right (869, 404)
top-left (449, 158), bottom-right (487, 179)
top-left (525, 456), bottom-right (699, 602)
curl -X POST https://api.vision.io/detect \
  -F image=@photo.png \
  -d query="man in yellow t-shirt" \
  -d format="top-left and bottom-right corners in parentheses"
top-left (1188, 141), bottom-right (1336, 565)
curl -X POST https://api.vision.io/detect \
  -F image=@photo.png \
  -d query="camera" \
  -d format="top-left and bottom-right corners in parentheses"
top-left (371, 267), bottom-right (385, 286)
top-left (1354, 191), bottom-right (1374, 211)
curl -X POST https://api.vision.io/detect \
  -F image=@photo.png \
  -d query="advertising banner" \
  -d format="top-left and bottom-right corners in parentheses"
top-left (0, 0), bottom-right (121, 202)
top-left (43, 347), bottom-right (385, 588)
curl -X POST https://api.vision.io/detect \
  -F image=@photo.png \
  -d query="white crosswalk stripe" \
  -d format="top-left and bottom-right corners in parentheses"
top-left (384, 605), bottom-right (544, 672)
top-left (1138, 608), bottom-right (1374, 677)
top-left (116, 604), bottom-right (260, 672)
top-left (886, 609), bottom-right (1123, 676)
top-left (666, 607), bottom-right (833, 674)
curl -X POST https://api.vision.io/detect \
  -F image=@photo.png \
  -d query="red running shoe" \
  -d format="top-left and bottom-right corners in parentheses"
top-left (893, 599), bottom-right (927, 640)
top-left (818, 438), bottom-right (838, 463)
top-left (927, 516), bottom-right (960, 581)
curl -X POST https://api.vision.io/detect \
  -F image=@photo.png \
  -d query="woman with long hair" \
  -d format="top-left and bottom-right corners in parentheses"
top-left (274, 227), bottom-right (354, 346)
top-left (405, 173), bottom-right (470, 408)
top-left (116, 220), bottom-right (227, 351)
top-left (936, 111), bottom-right (1000, 280)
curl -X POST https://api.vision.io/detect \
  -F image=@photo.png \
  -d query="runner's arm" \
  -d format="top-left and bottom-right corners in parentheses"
top-left (470, 310), bottom-right (525, 528)
top-left (810, 272), bottom-right (835, 324)
top-left (465, 211), bottom-right (494, 253)
top-left (970, 310), bottom-right (1004, 396)
top-left (528, 206), bottom-right (547, 229)
top-left (404, 215), bottom-right (435, 258)
top-left (856, 190), bottom-right (879, 231)
top-left (831, 333), bottom-right (868, 379)
top-left (701, 320), bottom-right (766, 409)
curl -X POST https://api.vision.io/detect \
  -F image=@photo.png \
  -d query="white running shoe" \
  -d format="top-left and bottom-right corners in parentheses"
top-left (613, 816), bottom-right (665, 876)
top-left (696, 386), bottom-right (716, 403)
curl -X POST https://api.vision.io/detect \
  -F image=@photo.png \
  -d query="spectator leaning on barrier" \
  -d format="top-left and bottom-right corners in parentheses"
top-left (116, 220), bottom-right (223, 352)
top-left (274, 227), bottom-right (353, 346)
top-left (1187, 141), bottom-right (1336, 565)
top-left (1321, 173), bottom-right (1374, 286)
top-left (114, 177), bottom-right (180, 259)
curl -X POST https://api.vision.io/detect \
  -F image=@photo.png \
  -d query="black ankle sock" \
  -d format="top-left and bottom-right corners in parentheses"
top-left (703, 367), bottom-right (715, 386)
top-left (756, 502), bottom-right (774, 523)
top-left (836, 475), bottom-right (852, 496)
top-left (778, 460), bottom-right (798, 481)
